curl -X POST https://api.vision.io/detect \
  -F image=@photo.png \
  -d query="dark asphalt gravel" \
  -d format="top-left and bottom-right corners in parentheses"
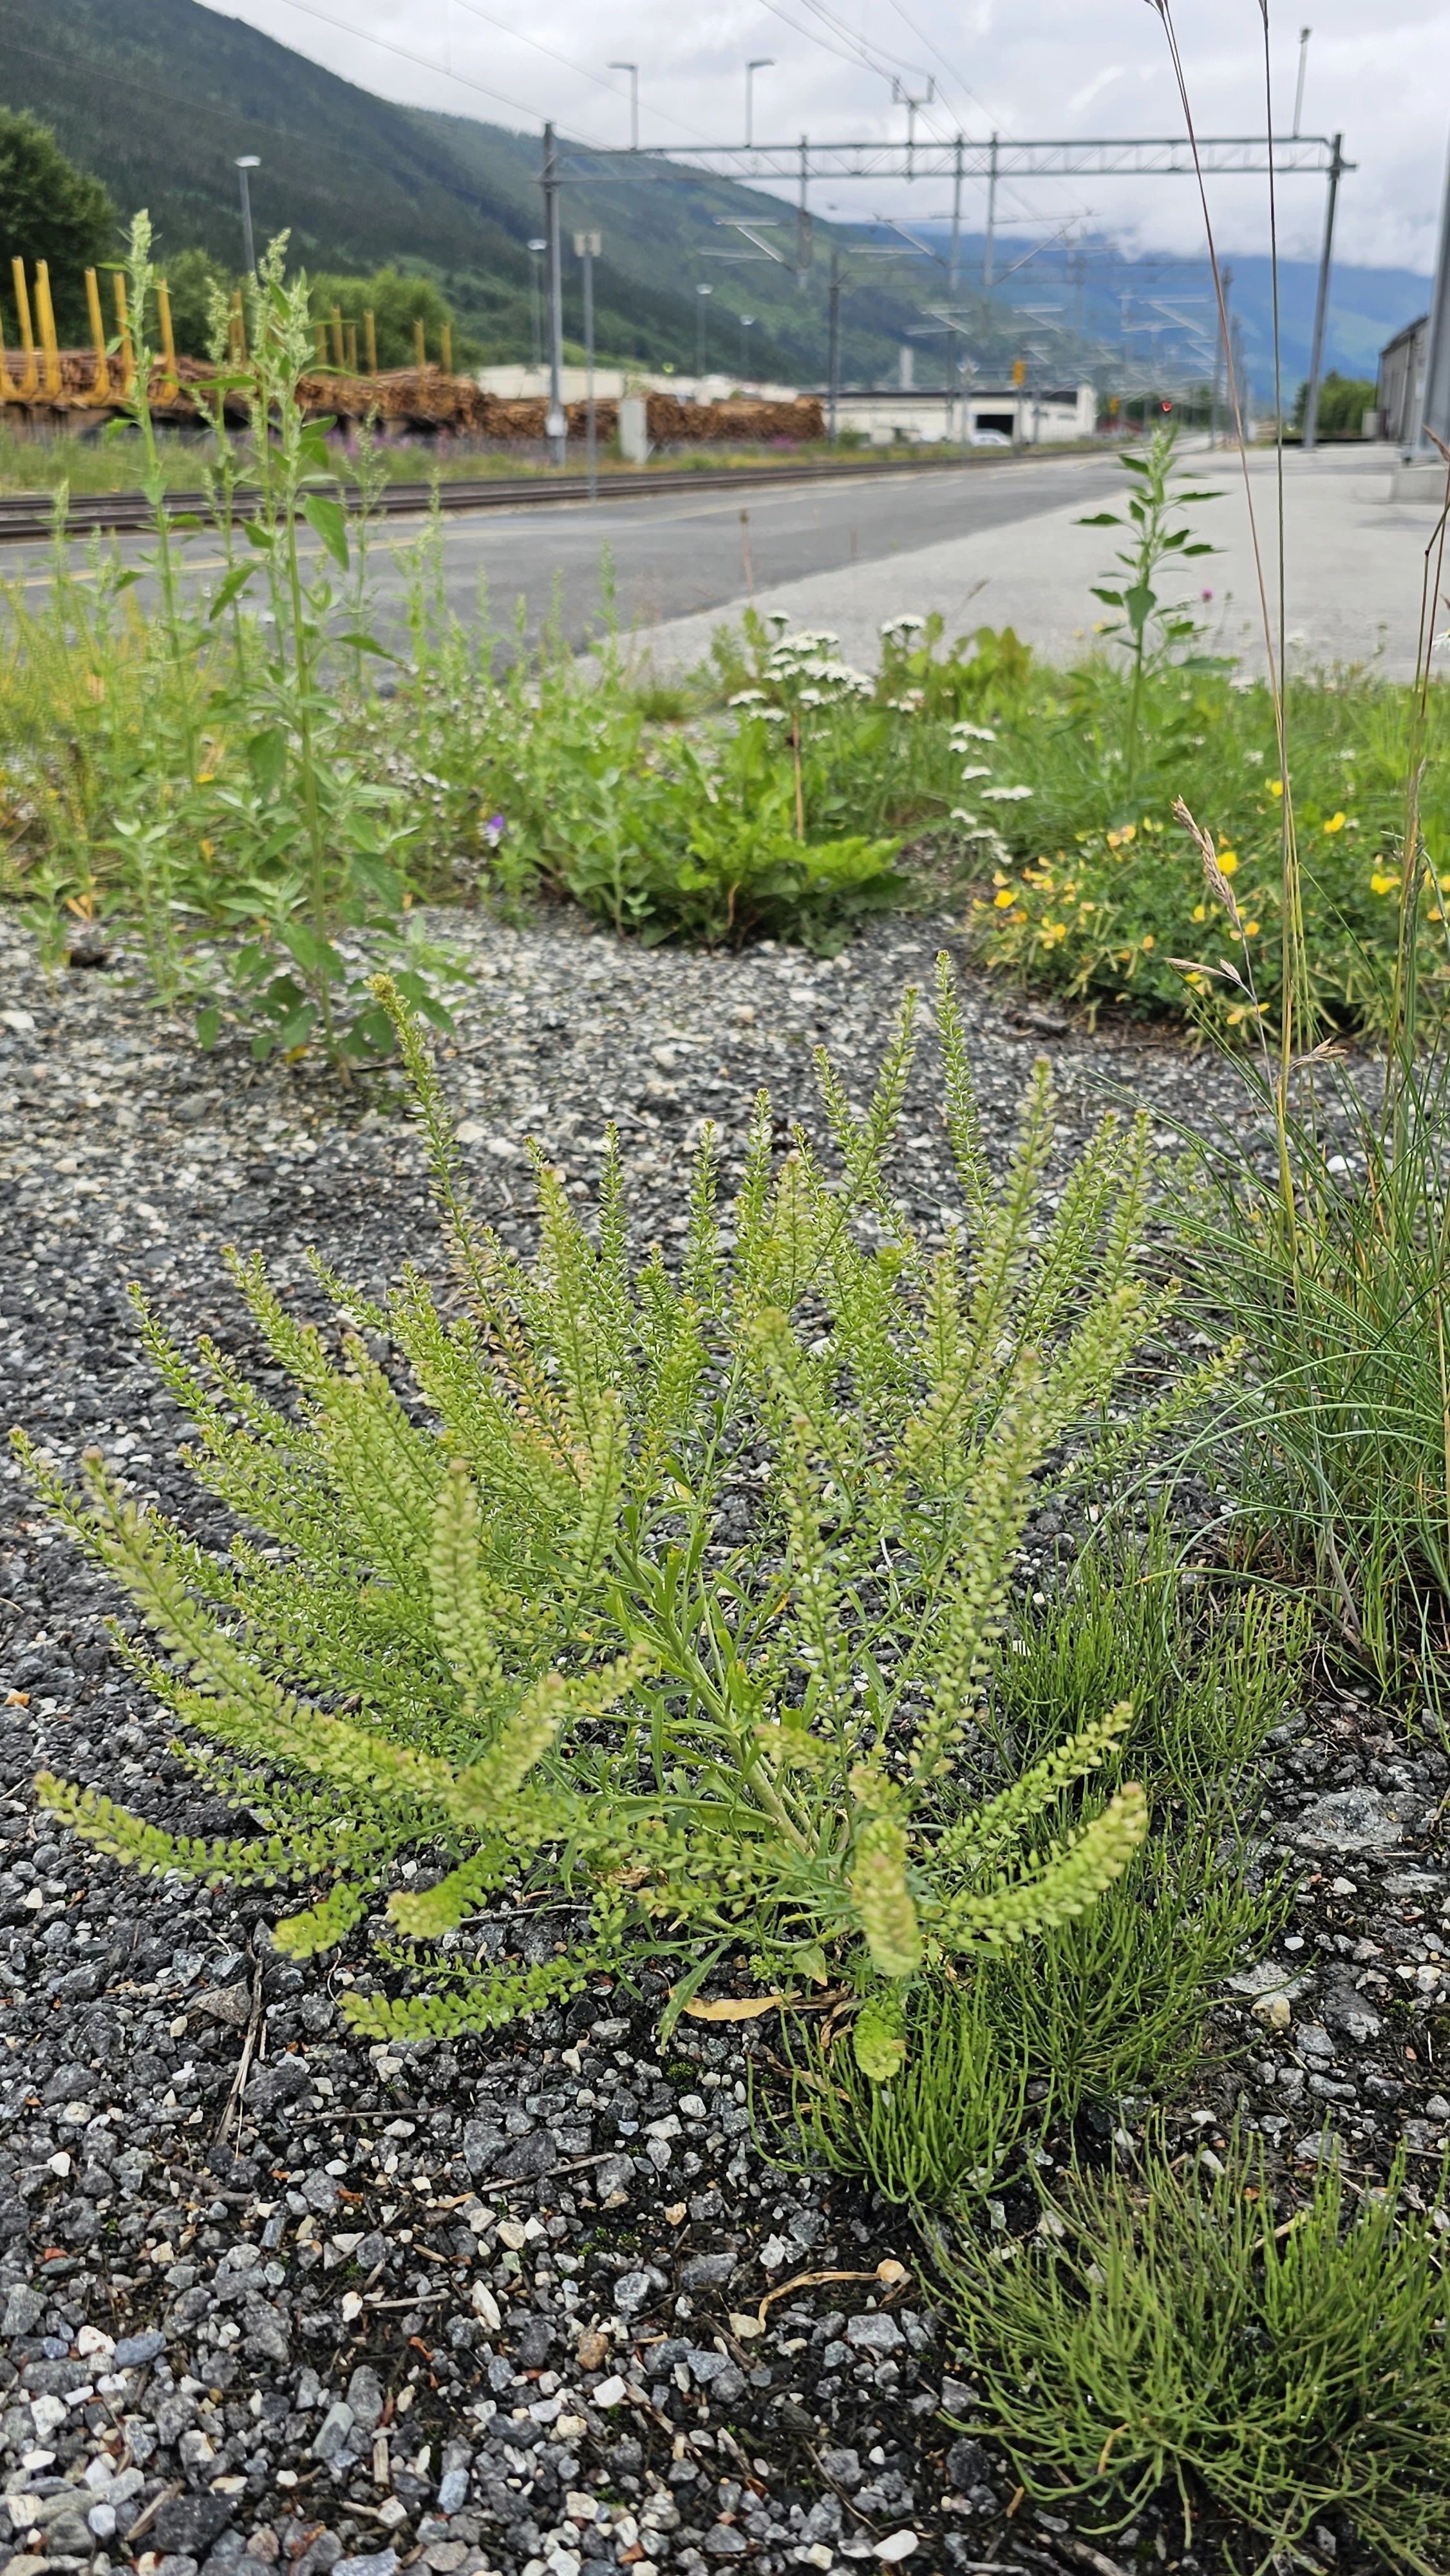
top-left (3, 903), bottom-right (1448, 2576)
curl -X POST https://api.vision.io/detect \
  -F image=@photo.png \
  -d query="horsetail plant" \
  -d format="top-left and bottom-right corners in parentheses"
top-left (16, 963), bottom-right (1229, 2065)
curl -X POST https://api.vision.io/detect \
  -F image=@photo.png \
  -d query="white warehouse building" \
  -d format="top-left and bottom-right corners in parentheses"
top-left (829, 384), bottom-right (1098, 446)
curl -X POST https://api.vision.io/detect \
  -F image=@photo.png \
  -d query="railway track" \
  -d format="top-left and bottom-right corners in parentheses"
top-left (0, 446), bottom-right (1047, 546)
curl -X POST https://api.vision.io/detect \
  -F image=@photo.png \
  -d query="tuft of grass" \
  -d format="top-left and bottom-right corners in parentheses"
top-left (940, 2135), bottom-right (1450, 2571)
top-left (980, 1519), bottom-right (1313, 1810)
top-left (1177, 1039), bottom-right (1450, 1695)
top-left (781, 1975), bottom-right (1029, 2209)
top-left (979, 1830), bottom-right (1283, 2125)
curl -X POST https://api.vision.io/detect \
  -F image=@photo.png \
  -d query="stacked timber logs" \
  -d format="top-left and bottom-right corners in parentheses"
top-left (476, 392), bottom-right (824, 445)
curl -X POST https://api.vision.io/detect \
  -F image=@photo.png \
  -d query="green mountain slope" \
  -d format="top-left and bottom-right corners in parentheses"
top-left (0, 0), bottom-right (913, 375)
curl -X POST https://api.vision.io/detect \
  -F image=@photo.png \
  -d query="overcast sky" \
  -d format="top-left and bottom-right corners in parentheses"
top-left (200, 0), bottom-right (1449, 273)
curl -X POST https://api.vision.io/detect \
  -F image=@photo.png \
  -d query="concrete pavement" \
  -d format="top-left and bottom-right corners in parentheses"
top-left (629, 443), bottom-right (1450, 685)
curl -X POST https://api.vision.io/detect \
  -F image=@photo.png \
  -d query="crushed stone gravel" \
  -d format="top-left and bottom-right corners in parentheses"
top-left (2, 904), bottom-right (1446, 2576)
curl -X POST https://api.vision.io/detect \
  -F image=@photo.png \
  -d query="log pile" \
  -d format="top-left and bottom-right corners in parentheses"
top-left (1, 355), bottom-right (825, 448)
top-left (0, 353), bottom-right (493, 434)
top-left (475, 392), bottom-right (824, 446)
top-left (645, 393), bottom-right (825, 444)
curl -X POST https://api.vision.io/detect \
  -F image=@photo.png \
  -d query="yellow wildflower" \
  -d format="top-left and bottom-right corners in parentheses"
top-left (1323, 812), bottom-right (1346, 835)
top-left (993, 887), bottom-right (1017, 909)
top-left (1268, 779), bottom-right (1283, 797)
top-left (1218, 850), bottom-right (1238, 875)
top-left (1370, 871), bottom-right (1398, 896)
top-left (1039, 920), bottom-right (1068, 947)
top-left (1142, 934), bottom-right (1154, 951)
top-left (1192, 903), bottom-right (1207, 922)
top-left (1244, 920), bottom-right (1260, 936)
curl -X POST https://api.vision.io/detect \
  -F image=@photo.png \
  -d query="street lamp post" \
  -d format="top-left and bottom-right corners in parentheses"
top-left (574, 231), bottom-right (601, 500)
top-left (740, 312), bottom-right (755, 379)
top-left (696, 283), bottom-right (712, 384)
top-left (746, 59), bottom-right (773, 151)
top-left (235, 156), bottom-right (259, 276)
top-left (541, 124), bottom-right (567, 465)
top-left (608, 61), bottom-right (639, 152)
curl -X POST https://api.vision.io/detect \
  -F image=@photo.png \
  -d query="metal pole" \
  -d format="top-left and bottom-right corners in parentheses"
top-left (236, 157), bottom-right (259, 275)
top-left (827, 249), bottom-right (841, 439)
top-left (1211, 262), bottom-right (1231, 447)
top-left (796, 135), bottom-right (811, 287)
top-left (1292, 27), bottom-right (1311, 138)
top-left (541, 124), bottom-right (567, 465)
top-left (574, 232), bottom-right (599, 499)
top-left (608, 63), bottom-right (639, 151)
top-left (585, 244), bottom-right (596, 500)
top-left (984, 133), bottom-right (999, 297)
top-left (746, 60), bottom-right (773, 151)
top-left (1301, 131), bottom-right (1343, 454)
top-left (527, 238), bottom-right (545, 374)
top-left (1416, 119), bottom-right (1450, 453)
top-left (949, 134), bottom-right (963, 292)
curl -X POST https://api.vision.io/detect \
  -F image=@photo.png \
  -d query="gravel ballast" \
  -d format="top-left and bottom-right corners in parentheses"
top-left (3, 905), bottom-right (1448, 2576)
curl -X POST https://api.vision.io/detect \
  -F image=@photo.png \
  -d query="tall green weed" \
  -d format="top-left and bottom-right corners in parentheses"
top-left (16, 965), bottom-right (1231, 2050)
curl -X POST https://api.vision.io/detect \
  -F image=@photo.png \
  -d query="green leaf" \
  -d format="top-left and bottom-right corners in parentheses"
top-left (242, 518), bottom-right (275, 551)
top-left (208, 564), bottom-right (255, 621)
top-left (334, 629), bottom-right (397, 660)
top-left (196, 1006), bottom-right (221, 1050)
top-left (246, 727), bottom-right (288, 794)
top-left (301, 493), bottom-right (350, 571)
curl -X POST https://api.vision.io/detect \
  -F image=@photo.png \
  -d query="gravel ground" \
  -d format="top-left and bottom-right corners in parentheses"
top-left (3, 904), bottom-right (1449, 2576)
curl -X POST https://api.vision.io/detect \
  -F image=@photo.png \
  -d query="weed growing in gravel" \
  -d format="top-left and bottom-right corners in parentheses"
top-left (981, 1517), bottom-right (1312, 1809)
top-left (15, 962), bottom-right (1234, 2051)
top-left (783, 1975), bottom-right (1029, 2208)
top-left (0, 220), bottom-right (464, 1066)
top-left (782, 1548), bottom-right (1301, 2202)
top-left (941, 2133), bottom-right (1450, 2571)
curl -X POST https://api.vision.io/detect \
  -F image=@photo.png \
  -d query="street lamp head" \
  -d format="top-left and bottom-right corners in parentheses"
top-left (697, 283), bottom-right (712, 297)
top-left (236, 155), bottom-right (260, 169)
top-left (528, 238), bottom-right (547, 254)
top-left (748, 57), bottom-right (774, 70)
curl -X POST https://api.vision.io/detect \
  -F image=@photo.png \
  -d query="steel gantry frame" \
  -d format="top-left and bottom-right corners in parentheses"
top-left (540, 129), bottom-right (1351, 453)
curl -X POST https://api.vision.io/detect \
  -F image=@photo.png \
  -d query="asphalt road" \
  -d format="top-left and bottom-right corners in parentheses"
top-left (4, 450), bottom-right (1125, 659)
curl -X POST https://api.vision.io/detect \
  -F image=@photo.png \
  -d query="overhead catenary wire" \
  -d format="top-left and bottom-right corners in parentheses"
top-left (257, 0), bottom-right (614, 142)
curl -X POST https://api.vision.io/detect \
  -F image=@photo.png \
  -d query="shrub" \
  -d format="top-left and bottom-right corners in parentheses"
top-left (15, 965), bottom-right (1232, 2046)
top-left (966, 665), bottom-right (1450, 1037)
top-left (0, 109), bottom-right (115, 344)
top-left (941, 2136), bottom-right (1450, 2568)
top-left (307, 267), bottom-right (480, 372)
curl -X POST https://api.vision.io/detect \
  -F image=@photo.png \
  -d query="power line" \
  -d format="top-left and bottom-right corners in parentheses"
top-left (877, 0), bottom-right (1003, 135)
top-left (259, 0), bottom-right (611, 144)
top-left (444, 0), bottom-right (717, 146)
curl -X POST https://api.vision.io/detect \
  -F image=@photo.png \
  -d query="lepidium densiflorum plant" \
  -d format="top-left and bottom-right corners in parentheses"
top-left (16, 961), bottom-right (1229, 2066)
